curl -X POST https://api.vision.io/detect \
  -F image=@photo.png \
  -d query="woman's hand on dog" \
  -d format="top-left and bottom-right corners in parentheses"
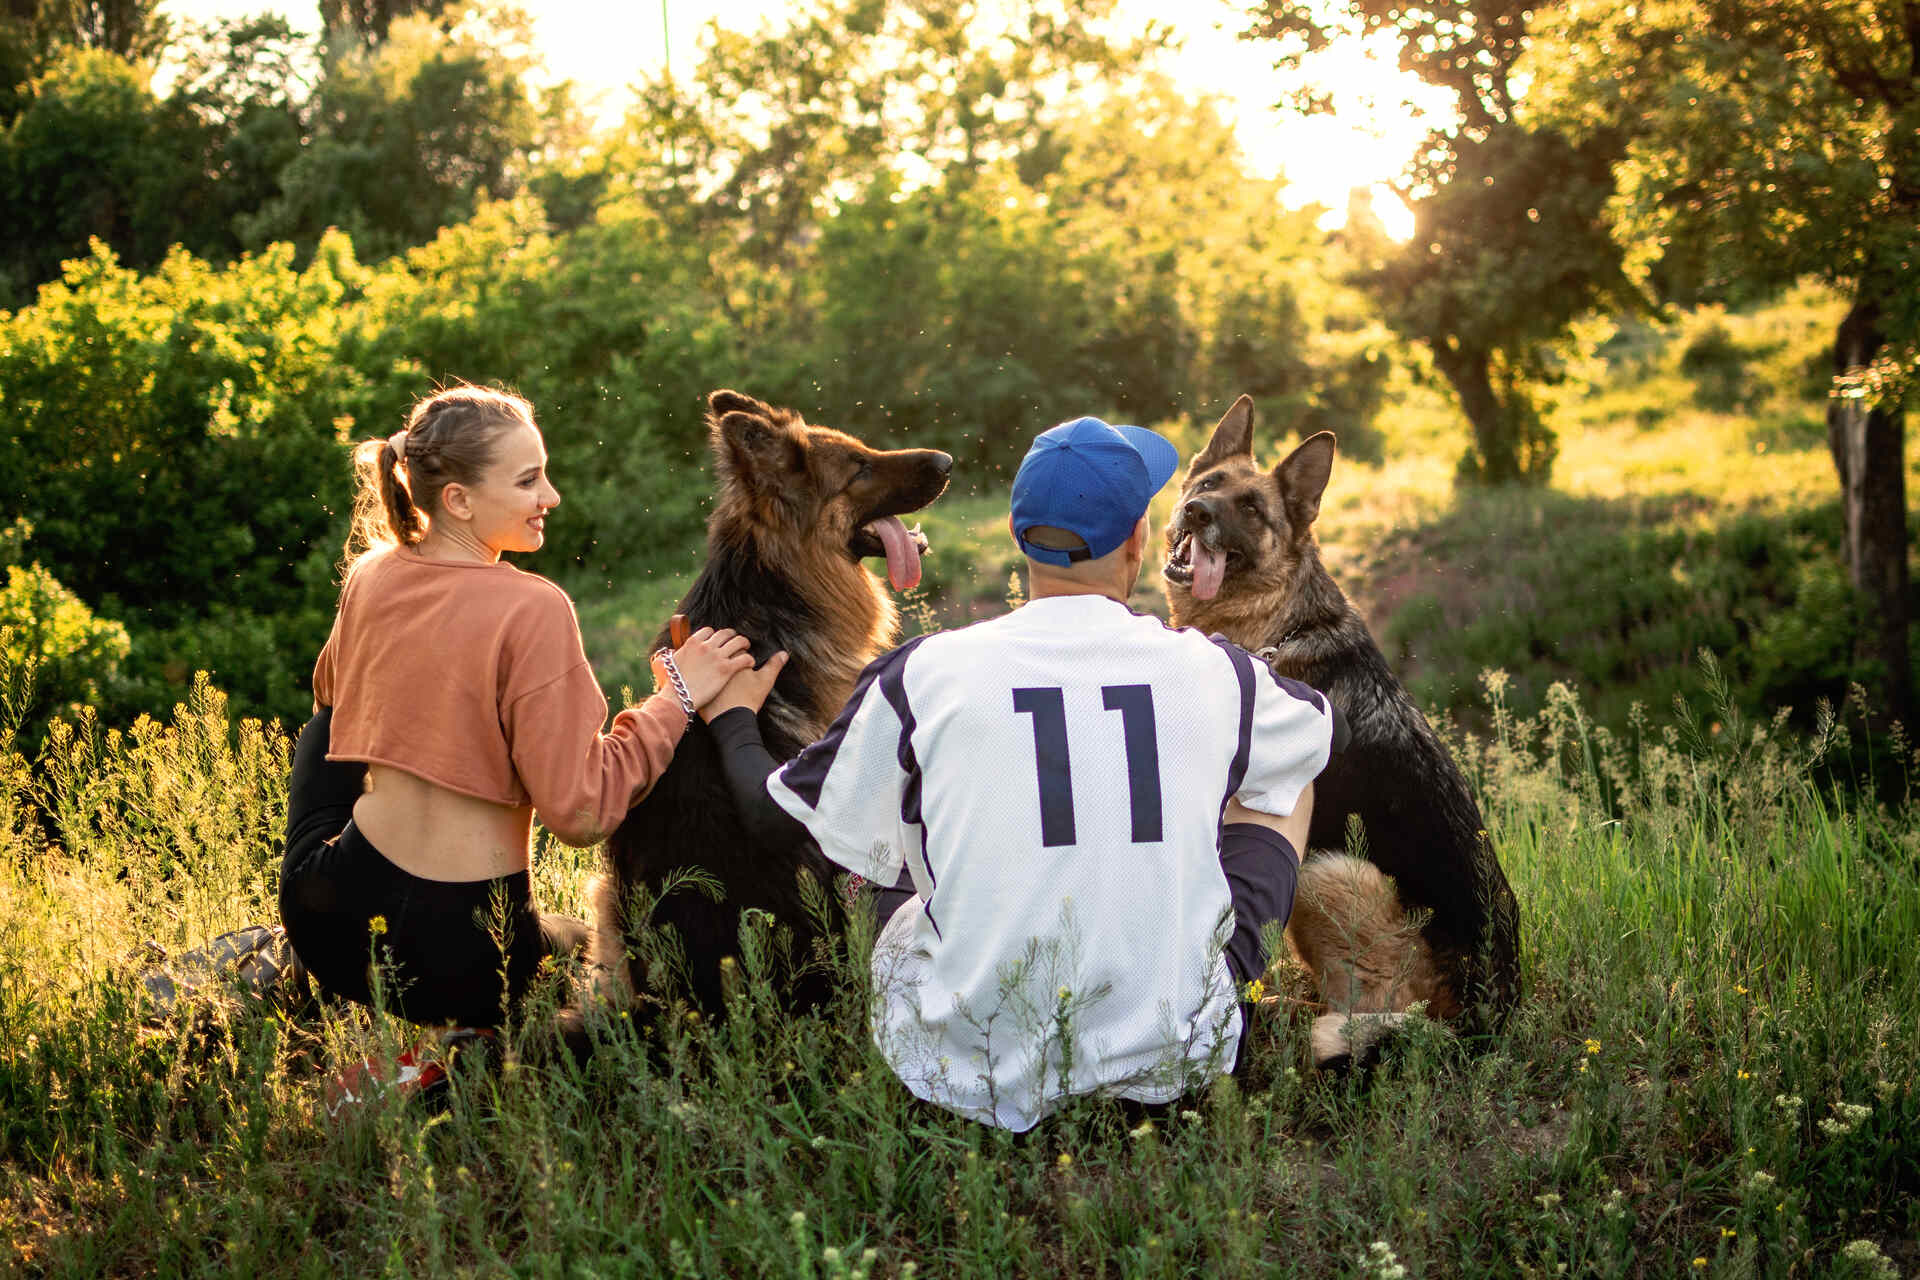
top-left (658, 627), bottom-right (758, 710)
top-left (698, 649), bottom-right (790, 722)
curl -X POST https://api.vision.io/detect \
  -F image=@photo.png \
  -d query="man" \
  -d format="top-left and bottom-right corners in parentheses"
top-left (732, 417), bottom-right (1339, 1129)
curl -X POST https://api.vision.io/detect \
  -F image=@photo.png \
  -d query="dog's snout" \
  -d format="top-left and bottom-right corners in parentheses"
top-left (929, 451), bottom-right (954, 477)
top-left (1183, 498), bottom-right (1214, 527)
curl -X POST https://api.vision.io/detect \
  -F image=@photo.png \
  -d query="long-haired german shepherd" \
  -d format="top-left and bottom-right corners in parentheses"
top-left (588, 390), bottom-right (952, 1016)
top-left (1163, 395), bottom-right (1521, 1067)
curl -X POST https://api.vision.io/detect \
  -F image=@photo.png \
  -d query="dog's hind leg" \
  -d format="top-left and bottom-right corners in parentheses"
top-left (1288, 854), bottom-right (1451, 1069)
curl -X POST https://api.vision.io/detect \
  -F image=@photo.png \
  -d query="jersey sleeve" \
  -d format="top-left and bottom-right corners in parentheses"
top-left (766, 639), bottom-right (929, 883)
top-left (1223, 643), bottom-right (1338, 817)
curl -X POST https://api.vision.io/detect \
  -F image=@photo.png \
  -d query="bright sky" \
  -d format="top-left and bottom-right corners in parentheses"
top-left (161, 0), bottom-right (1442, 236)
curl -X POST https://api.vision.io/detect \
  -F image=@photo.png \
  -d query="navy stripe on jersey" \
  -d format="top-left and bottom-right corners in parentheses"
top-left (779, 635), bottom-right (931, 810)
top-left (1258, 664), bottom-right (1347, 753)
top-left (877, 644), bottom-right (941, 938)
top-left (1210, 636), bottom-right (1257, 818)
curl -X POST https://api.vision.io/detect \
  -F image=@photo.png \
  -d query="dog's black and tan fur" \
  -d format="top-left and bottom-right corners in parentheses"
top-left (1163, 395), bottom-right (1521, 1066)
top-left (589, 390), bottom-right (952, 1016)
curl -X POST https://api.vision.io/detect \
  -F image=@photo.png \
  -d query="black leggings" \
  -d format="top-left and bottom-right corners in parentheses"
top-left (278, 708), bottom-right (588, 1028)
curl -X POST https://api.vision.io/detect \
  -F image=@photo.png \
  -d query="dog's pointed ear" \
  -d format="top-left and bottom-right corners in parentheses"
top-left (709, 405), bottom-right (799, 489)
top-left (1188, 395), bottom-right (1256, 477)
top-left (1276, 431), bottom-right (1336, 530)
top-left (708, 388), bottom-right (772, 421)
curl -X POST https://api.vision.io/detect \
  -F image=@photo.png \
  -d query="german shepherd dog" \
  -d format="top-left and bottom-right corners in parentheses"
top-left (588, 390), bottom-right (952, 1016)
top-left (1162, 396), bottom-right (1521, 1067)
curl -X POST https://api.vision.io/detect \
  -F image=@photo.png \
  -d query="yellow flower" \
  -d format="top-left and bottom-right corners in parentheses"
top-left (1584, 1038), bottom-right (1602, 1055)
top-left (1721, 1227), bottom-right (1737, 1238)
top-left (1737, 1070), bottom-right (1751, 1080)
top-left (1244, 978), bottom-right (1267, 1003)
top-left (368, 915), bottom-right (388, 936)
top-left (1056, 1152), bottom-right (1073, 1168)
top-left (1577, 1059), bottom-right (1588, 1074)
top-left (1693, 1259), bottom-right (1708, 1268)
top-left (1735, 984), bottom-right (1749, 995)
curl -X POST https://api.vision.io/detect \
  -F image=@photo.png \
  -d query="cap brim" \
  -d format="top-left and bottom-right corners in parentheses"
top-left (1113, 424), bottom-right (1180, 497)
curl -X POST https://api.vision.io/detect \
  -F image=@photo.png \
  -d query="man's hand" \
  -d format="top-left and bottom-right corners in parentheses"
top-left (1226, 783), bottom-right (1312, 861)
top-left (699, 650), bottom-right (790, 722)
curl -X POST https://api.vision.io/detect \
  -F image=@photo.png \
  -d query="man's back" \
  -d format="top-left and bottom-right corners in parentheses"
top-left (772, 594), bottom-right (1334, 1129)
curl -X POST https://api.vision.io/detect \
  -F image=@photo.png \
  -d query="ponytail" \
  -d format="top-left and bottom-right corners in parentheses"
top-left (339, 383), bottom-right (535, 576)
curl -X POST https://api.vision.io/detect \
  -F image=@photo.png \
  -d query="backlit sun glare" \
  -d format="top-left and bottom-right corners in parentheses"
top-left (161, 0), bottom-right (1437, 240)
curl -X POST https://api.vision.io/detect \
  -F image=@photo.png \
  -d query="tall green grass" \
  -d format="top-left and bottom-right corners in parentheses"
top-left (2, 644), bottom-right (1915, 1277)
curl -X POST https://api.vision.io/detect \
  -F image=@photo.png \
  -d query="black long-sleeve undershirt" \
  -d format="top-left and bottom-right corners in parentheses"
top-left (705, 706), bottom-right (810, 849)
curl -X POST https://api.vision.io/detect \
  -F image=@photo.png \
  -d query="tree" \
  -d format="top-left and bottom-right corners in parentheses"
top-left (318, 0), bottom-right (443, 49)
top-left (612, 0), bottom-right (1164, 341)
top-left (1525, 0), bottom-right (1919, 725)
top-left (241, 11), bottom-right (538, 260)
top-left (1242, 0), bottom-right (1642, 483)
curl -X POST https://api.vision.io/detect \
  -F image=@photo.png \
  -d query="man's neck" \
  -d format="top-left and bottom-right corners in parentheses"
top-left (1026, 569), bottom-right (1132, 604)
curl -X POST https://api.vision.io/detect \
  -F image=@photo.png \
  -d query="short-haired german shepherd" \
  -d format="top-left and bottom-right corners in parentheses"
top-left (1163, 395), bottom-right (1521, 1067)
top-left (588, 390), bottom-right (953, 1017)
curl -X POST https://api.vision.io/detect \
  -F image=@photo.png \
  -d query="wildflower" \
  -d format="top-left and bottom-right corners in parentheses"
top-left (1584, 1038), bottom-right (1602, 1055)
top-left (1577, 1059), bottom-right (1588, 1074)
top-left (1057, 985), bottom-right (1070, 1000)
top-left (1056, 1152), bottom-right (1073, 1168)
top-left (1745, 1171), bottom-right (1776, 1192)
top-left (1735, 984), bottom-right (1748, 995)
top-left (1535, 1193), bottom-right (1562, 1210)
top-left (1243, 978), bottom-right (1267, 1003)
top-left (1721, 1227), bottom-right (1737, 1238)
top-left (1773, 1093), bottom-right (1803, 1112)
top-left (1129, 1120), bottom-right (1155, 1141)
top-left (1179, 1109), bottom-right (1201, 1123)
top-left (1737, 1070), bottom-right (1751, 1080)
top-left (1818, 1101), bottom-right (1872, 1138)
top-left (1692, 1258), bottom-right (1707, 1268)
top-left (368, 915), bottom-right (388, 936)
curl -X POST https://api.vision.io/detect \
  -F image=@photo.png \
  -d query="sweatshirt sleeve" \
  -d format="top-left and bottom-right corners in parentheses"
top-left (497, 586), bottom-right (688, 846)
top-left (502, 669), bottom-right (688, 846)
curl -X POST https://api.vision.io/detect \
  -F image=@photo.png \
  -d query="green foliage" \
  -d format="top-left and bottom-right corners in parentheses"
top-left (1527, 0), bottom-right (1919, 358)
top-left (1374, 489), bottom-right (1882, 731)
top-left (239, 11), bottom-right (539, 261)
top-left (0, 236), bottom-right (358, 627)
top-left (337, 196), bottom-right (742, 570)
top-left (1242, 0), bottom-right (1643, 486)
top-left (0, 520), bottom-right (131, 733)
top-left (0, 47), bottom-right (179, 295)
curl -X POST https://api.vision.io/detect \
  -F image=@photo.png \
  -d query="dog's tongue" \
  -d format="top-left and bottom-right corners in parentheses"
top-left (866, 515), bottom-right (922, 592)
top-left (1191, 542), bottom-right (1227, 600)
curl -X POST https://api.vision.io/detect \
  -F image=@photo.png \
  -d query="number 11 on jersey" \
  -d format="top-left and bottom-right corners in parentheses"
top-left (1012, 684), bottom-right (1164, 847)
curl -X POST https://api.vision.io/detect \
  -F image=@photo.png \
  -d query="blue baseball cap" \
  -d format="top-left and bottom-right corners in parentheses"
top-left (1010, 416), bottom-right (1180, 566)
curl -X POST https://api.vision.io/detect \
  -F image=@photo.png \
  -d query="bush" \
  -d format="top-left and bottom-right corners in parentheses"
top-left (0, 519), bottom-right (131, 736)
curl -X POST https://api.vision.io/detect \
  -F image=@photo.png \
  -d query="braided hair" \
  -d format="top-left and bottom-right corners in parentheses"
top-left (344, 384), bottom-right (536, 571)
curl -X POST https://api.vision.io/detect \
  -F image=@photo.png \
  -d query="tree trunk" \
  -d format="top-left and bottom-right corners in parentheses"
top-left (1827, 297), bottom-right (1912, 728)
top-left (1429, 340), bottom-right (1543, 485)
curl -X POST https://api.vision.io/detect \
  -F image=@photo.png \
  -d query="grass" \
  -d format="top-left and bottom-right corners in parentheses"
top-left (2, 649), bottom-right (1917, 1276)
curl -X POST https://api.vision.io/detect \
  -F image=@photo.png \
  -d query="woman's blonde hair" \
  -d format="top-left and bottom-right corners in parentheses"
top-left (344, 383), bottom-right (537, 570)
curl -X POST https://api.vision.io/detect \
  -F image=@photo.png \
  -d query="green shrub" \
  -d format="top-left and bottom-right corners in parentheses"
top-left (0, 518), bottom-right (131, 735)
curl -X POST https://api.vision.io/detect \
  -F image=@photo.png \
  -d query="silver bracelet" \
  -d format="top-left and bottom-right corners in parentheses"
top-left (655, 647), bottom-right (697, 723)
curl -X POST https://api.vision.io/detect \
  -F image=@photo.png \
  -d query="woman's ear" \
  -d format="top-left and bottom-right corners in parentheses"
top-left (438, 480), bottom-right (473, 522)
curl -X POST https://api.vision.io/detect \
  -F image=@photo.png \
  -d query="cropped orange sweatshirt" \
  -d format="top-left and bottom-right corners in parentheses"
top-left (312, 546), bottom-right (685, 846)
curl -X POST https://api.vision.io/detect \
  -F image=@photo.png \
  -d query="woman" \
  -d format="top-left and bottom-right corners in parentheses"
top-left (280, 384), bottom-right (756, 1029)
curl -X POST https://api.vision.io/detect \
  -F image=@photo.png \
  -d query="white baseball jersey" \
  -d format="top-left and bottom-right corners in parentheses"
top-left (768, 594), bottom-right (1335, 1130)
